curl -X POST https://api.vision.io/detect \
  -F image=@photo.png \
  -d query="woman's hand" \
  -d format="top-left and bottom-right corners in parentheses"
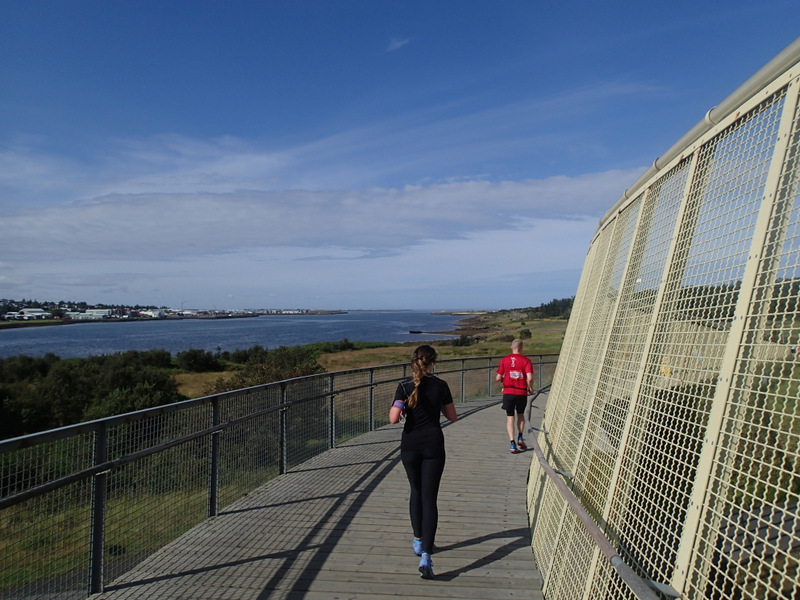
top-left (442, 403), bottom-right (458, 423)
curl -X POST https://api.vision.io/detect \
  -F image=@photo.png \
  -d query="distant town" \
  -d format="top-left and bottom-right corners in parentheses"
top-left (0, 299), bottom-right (345, 323)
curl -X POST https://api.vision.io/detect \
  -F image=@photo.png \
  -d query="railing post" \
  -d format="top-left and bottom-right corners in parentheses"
top-left (208, 396), bottom-right (220, 518)
top-left (329, 374), bottom-right (336, 449)
top-left (368, 368), bottom-right (375, 431)
top-left (487, 358), bottom-right (494, 397)
top-left (89, 422), bottom-right (107, 594)
top-left (538, 355), bottom-right (543, 389)
top-left (460, 359), bottom-right (466, 402)
top-left (279, 383), bottom-right (288, 475)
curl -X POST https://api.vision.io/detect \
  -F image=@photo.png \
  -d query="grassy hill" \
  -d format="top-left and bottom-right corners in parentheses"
top-left (317, 310), bottom-right (566, 370)
top-left (174, 311), bottom-right (568, 398)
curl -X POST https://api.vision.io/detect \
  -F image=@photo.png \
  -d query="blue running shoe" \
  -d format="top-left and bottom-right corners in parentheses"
top-left (413, 538), bottom-right (423, 556)
top-left (418, 552), bottom-right (434, 579)
top-left (509, 441), bottom-right (518, 454)
top-left (517, 436), bottom-right (528, 450)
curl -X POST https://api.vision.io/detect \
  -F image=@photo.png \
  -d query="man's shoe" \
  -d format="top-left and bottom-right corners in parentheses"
top-left (413, 538), bottom-right (423, 556)
top-left (517, 436), bottom-right (527, 450)
top-left (418, 553), bottom-right (434, 579)
top-left (509, 441), bottom-right (518, 454)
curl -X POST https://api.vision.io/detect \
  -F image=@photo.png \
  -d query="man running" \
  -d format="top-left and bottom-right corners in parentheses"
top-left (496, 339), bottom-right (533, 453)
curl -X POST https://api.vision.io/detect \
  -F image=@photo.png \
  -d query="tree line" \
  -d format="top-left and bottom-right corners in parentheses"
top-left (520, 297), bottom-right (574, 319)
top-left (0, 342), bottom-right (365, 440)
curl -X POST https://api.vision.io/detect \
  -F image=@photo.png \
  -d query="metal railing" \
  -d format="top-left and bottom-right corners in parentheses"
top-left (0, 354), bottom-right (558, 599)
top-left (528, 37), bottom-right (800, 599)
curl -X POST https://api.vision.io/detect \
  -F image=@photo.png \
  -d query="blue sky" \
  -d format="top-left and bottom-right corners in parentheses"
top-left (2, 1), bottom-right (799, 311)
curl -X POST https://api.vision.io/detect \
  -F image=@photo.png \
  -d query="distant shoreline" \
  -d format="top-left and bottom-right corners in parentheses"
top-left (0, 309), bottom-right (350, 330)
top-left (0, 309), bottom-right (484, 333)
top-left (428, 312), bottom-right (487, 336)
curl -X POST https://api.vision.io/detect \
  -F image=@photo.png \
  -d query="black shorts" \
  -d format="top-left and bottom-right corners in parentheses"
top-left (502, 393), bottom-right (527, 416)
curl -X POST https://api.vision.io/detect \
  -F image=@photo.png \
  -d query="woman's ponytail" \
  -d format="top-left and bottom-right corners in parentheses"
top-left (406, 345), bottom-right (437, 408)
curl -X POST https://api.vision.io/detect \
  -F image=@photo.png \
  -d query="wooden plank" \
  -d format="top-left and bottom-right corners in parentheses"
top-left (94, 399), bottom-right (544, 600)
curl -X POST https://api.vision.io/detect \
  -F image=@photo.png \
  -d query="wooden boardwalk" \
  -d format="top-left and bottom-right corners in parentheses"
top-left (93, 398), bottom-right (545, 600)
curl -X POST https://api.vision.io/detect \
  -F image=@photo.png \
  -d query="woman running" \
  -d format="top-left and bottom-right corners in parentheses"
top-left (389, 345), bottom-right (458, 578)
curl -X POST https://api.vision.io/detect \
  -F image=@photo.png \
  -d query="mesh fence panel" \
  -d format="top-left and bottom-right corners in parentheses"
top-left (217, 385), bottom-right (283, 508)
top-left (556, 231), bottom-right (615, 474)
top-left (686, 82), bottom-right (800, 600)
top-left (576, 193), bottom-right (642, 528)
top-left (104, 438), bottom-right (209, 580)
top-left (614, 89), bottom-right (786, 588)
top-left (528, 49), bottom-right (800, 599)
top-left (1, 431), bottom-right (96, 598)
top-left (589, 557), bottom-right (637, 600)
top-left (1, 479), bottom-right (93, 599)
top-left (333, 368), bottom-right (380, 443)
top-left (545, 513), bottom-right (596, 600)
top-left (529, 466), bottom-right (564, 583)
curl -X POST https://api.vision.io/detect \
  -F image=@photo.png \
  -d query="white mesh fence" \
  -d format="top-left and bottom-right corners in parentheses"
top-left (528, 40), bottom-right (800, 599)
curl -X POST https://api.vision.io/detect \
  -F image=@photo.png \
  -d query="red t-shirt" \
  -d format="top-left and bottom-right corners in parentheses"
top-left (497, 353), bottom-right (533, 395)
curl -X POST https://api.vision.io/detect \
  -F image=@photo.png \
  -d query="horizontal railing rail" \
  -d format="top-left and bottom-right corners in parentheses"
top-left (0, 353), bottom-right (558, 599)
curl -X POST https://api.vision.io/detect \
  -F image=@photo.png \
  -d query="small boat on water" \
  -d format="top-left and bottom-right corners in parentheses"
top-left (409, 330), bottom-right (422, 334)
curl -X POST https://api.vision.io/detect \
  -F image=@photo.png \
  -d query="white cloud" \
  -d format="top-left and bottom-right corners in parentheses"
top-left (0, 79), bottom-right (651, 308)
top-left (0, 169), bottom-right (629, 308)
top-left (0, 170), bottom-right (636, 265)
top-left (386, 37), bottom-right (412, 52)
top-left (0, 79), bottom-right (654, 204)
top-left (1, 215), bottom-right (594, 309)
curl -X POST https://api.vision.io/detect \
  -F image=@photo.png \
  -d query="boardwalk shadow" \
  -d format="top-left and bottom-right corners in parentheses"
top-left (252, 442), bottom-right (402, 599)
top-left (103, 438), bottom-right (403, 597)
top-left (99, 400), bottom-right (536, 599)
top-left (434, 528), bottom-right (532, 581)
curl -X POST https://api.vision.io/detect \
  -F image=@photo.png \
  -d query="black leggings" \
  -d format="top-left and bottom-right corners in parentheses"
top-left (401, 447), bottom-right (446, 555)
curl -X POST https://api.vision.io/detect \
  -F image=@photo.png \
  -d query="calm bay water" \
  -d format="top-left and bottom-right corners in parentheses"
top-left (0, 311), bottom-right (464, 359)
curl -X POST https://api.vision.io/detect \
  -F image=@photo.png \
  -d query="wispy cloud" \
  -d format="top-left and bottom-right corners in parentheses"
top-left (0, 169), bottom-right (639, 263)
top-left (0, 212), bottom-right (598, 309)
top-left (386, 36), bottom-right (412, 52)
top-left (0, 78), bottom-right (651, 307)
top-left (0, 79), bottom-right (656, 208)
